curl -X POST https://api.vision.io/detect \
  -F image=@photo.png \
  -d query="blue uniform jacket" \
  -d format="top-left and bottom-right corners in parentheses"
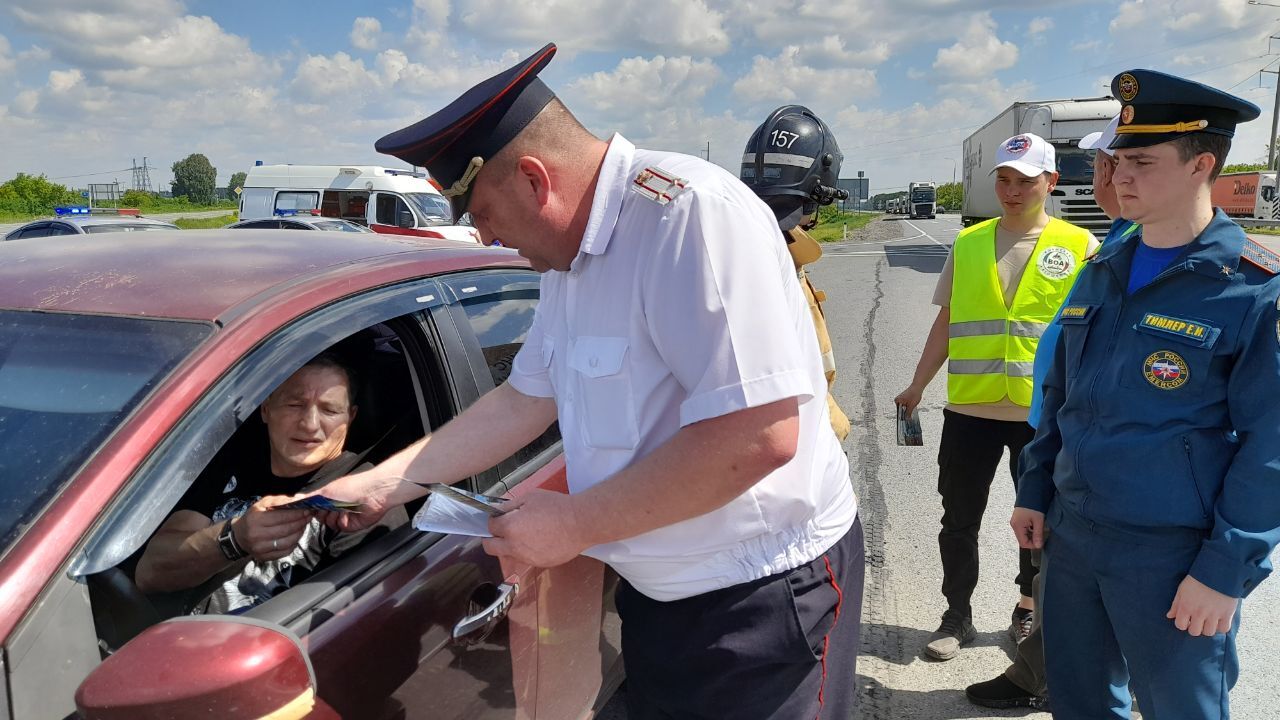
top-left (1017, 211), bottom-right (1280, 598)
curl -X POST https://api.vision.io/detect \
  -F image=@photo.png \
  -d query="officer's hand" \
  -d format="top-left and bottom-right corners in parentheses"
top-left (302, 471), bottom-right (398, 533)
top-left (1167, 575), bottom-right (1239, 637)
top-left (236, 496), bottom-right (312, 562)
top-left (894, 386), bottom-right (924, 417)
top-left (1009, 507), bottom-right (1045, 549)
top-left (482, 489), bottom-right (587, 568)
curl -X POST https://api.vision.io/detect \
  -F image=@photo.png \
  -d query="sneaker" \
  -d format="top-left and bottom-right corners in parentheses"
top-left (1009, 606), bottom-right (1034, 644)
top-left (965, 674), bottom-right (1049, 710)
top-left (924, 609), bottom-right (976, 660)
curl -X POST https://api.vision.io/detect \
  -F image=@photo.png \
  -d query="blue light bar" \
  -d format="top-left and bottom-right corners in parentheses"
top-left (54, 206), bottom-right (91, 216)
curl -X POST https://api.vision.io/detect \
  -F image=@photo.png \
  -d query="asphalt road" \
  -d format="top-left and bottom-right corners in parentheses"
top-left (604, 213), bottom-right (1280, 719)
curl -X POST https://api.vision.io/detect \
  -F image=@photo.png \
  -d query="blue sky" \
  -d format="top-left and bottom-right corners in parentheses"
top-left (2, 0), bottom-right (1279, 196)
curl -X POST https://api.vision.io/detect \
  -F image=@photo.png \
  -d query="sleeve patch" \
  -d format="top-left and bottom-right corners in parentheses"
top-left (631, 166), bottom-right (689, 205)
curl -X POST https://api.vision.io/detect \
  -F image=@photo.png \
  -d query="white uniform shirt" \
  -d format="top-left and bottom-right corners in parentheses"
top-left (508, 134), bottom-right (857, 601)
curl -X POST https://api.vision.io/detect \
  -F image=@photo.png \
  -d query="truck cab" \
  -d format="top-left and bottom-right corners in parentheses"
top-left (239, 165), bottom-right (480, 244)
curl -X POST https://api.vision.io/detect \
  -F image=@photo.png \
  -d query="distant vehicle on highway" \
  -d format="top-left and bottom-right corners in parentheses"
top-left (1212, 170), bottom-right (1280, 222)
top-left (908, 181), bottom-right (937, 219)
top-left (963, 97), bottom-right (1119, 236)
top-left (3, 207), bottom-right (178, 241)
top-left (226, 212), bottom-right (373, 233)
top-left (239, 164), bottom-right (480, 244)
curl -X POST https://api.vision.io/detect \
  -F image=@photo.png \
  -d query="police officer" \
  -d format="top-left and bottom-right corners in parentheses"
top-left (1012, 69), bottom-right (1280, 719)
top-left (896, 132), bottom-right (1097, 661)
top-left (741, 105), bottom-right (851, 440)
top-left (316, 43), bottom-right (864, 719)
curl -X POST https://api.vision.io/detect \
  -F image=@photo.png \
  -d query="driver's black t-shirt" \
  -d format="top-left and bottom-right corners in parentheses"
top-left (170, 449), bottom-right (404, 615)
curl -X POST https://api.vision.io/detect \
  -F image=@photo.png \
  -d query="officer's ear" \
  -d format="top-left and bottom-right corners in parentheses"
top-left (514, 156), bottom-right (553, 209)
top-left (1190, 152), bottom-right (1217, 184)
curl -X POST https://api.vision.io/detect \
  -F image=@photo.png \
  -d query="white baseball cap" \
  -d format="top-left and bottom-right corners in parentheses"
top-left (992, 133), bottom-right (1055, 177)
top-left (1078, 114), bottom-right (1120, 157)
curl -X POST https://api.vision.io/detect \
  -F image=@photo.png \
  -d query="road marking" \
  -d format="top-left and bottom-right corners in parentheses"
top-left (902, 218), bottom-right (949, 248)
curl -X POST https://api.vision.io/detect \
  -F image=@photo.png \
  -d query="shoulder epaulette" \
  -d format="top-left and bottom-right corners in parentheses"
top-left (1242, 238), bottom-right (1280, 276)
top-left (631, 167), bottom-right (689, 206)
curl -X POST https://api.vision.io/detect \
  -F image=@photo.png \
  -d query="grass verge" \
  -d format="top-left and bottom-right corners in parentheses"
top-left (808, 211), bottom-right (881, 242)
top-left (174, 214), bottom-right (238, 229)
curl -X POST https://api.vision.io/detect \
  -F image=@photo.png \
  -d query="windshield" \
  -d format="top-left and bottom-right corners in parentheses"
top-left (84, 223), bottom-right (176, 233)
top-left (313, 220), bottom-right (372, 233)
top-left (911, 189), bottom-right (935, 202)
top-left (405, 192), bottom-right (454, 227)
top-left (0, 311), bottom-right (211, 556)
top-left (1055, 144), bottom-right (1095, 187)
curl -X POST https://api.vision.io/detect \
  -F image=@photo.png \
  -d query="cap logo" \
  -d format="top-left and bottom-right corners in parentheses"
top-left (1003, 135), bottom-right (1031, 156)
top-left (1118, 73), bottom-right (1140, 102)
top-left (1120, 105), bottom-right (1135, 125)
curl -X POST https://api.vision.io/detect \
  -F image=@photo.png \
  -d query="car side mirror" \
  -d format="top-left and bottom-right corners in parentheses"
top-left (75, 616), bottom-right (329, 719)
top-left (397, 209), bottom-right (415, 229)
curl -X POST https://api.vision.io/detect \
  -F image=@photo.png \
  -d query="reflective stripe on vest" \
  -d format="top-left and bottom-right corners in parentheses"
top-left (947, 217), bottom-right (1092, 406)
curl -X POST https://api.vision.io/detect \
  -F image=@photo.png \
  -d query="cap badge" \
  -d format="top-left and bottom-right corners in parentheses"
top-left (632, 167), bottom-right (689, 206)
top-left (1003, 135), bottom-right (1031, 156)
top-left (1118, 73), bottom-right (1140, 102)
top-left (1120, 105), bottom-right (1136, 125)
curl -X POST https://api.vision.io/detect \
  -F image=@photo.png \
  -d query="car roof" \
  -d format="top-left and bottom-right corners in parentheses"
top-left (229, 216), bottom-right (370, 230)
top-left (57, 215), bottom-right (176, 226)
top-left (0, 229), bottom-right (523, 321)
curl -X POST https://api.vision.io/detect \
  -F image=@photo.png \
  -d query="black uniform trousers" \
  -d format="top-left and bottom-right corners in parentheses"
top-left (616, 517), bottom-right (865, 720)
top-left (938, 409), bottom-right (1036, 618)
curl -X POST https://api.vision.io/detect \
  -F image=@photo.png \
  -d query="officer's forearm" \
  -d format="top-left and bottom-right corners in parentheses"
top-left (909, 307), bottom-right (950, 389)
top-left (567, 397), bottom-right (800, 547)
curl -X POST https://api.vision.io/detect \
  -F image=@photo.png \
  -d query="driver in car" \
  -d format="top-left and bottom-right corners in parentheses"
top-left (135, 352), bottom-right (405, 614)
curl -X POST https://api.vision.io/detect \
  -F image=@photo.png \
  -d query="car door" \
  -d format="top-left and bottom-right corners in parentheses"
top-left (439, 270), bottom-right (618, 719)
top-left (56, 277), bottom-right (542, 720)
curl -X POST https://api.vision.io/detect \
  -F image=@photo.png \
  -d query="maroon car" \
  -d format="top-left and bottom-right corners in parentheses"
top-left (0, 230), bottom-right (622, 719)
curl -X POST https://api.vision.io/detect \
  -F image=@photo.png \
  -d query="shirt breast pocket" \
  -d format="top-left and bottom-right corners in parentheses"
top-left (568, 336), bottom-right (639, 450)
top-left (1117, 315), bottom-right (1221, 398)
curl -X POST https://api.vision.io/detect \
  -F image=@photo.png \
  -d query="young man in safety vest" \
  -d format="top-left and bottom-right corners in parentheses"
top-left (895, 133), bottom-right (1098, 660)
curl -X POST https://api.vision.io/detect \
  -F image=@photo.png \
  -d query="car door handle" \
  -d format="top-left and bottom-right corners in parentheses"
top-left (452, 582), bottom-right (518, 644)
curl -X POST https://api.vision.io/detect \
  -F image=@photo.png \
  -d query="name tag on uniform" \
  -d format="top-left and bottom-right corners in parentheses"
top-left (1135, 313), bottom-right (1220, 348)
top-left (1058, 304), bottom-right (1094, 323)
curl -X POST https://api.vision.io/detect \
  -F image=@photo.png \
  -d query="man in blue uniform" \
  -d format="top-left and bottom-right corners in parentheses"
top-left (1012, 69), bottom-right (1280, 719)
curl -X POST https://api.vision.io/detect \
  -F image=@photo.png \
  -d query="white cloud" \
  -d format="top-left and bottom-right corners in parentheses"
top-left (1028, 17), bottom-right (1054, 36)
top-left (350, 17), bottom-right (383, 51)
top-left (455, 0), bottom-right (730, 55)
top-left (1072, 39), bottom-right (1103, 52)
top-left (932, 13), bottom-right (1019, 81)
top-left (733, 47), bottom-right (878, 108)
top-left (570, 56), bottom-right (721, 115)
top-left (0, 36), bottom-right (14, 75)
top-left (291, 52), bottom-right (379, 102)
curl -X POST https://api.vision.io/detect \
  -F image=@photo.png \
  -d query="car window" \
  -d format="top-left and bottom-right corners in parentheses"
top-left (234, 220), bottom-right (281, 229)
top-left (404, 192), bottom-right (453, 227)
top-left (275, 191), bottom-right (320, 213)
top-left (15, 223), bottom-right (52, 239)
top-left (279, 220), bottom-right (311, 230)
top-left (374, 193), bottom-right (410, 226)
top-left (313, 220), bottom-right (370, 232)
top-left (0, 310), bottom-right (212, 558)
top-left (47, 222), bottom-right (79, 236)
top-left (442, 271), bottom-right (561, 469)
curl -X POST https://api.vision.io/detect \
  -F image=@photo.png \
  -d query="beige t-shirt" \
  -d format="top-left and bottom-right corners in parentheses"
top-left (932, 220), bottom-right (1100, 422)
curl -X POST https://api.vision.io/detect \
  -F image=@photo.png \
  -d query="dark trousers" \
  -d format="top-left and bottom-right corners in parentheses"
top-left (617, 517), bottom-right (865, 720)
top-left (938, 409), bottom-right (1036, 618)
top-left (1004, 551), bottom-right (1047, 695)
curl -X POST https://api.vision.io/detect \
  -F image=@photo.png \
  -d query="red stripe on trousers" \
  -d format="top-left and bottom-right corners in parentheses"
top-left (816, 554), bottom-right (845, 720)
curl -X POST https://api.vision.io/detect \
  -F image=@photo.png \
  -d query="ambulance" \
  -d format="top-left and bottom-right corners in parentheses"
top-left (238, 164), bottom-right (480, 243)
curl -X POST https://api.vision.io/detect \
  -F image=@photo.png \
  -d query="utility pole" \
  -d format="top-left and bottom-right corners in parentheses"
top-left (1265, 36), bottom-right (1280, 170)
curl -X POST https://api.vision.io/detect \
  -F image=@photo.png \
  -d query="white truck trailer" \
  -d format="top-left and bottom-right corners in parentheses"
top-left (962, 97), bottom-right (1120, 236)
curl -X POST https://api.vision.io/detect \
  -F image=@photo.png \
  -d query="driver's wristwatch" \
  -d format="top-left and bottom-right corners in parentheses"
top-left (217, 519), bottom-right (248, 561)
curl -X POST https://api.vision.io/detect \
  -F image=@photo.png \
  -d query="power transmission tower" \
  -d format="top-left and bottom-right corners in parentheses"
top-left (131, 157), bottom-right (154, 193)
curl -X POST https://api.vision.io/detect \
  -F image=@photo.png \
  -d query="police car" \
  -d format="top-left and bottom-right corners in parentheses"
top-left (3, 207), bottom-right (178, 241)
top-left (225, 209), bottom-right (373, 232)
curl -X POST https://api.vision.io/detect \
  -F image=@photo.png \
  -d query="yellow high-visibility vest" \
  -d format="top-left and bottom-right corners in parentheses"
top-left (948, 217), bottom-right (1092, 406)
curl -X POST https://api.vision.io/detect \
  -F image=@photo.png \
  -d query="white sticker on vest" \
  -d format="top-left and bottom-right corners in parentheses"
top-left (1037, 246), bottom-right (1076, 280)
